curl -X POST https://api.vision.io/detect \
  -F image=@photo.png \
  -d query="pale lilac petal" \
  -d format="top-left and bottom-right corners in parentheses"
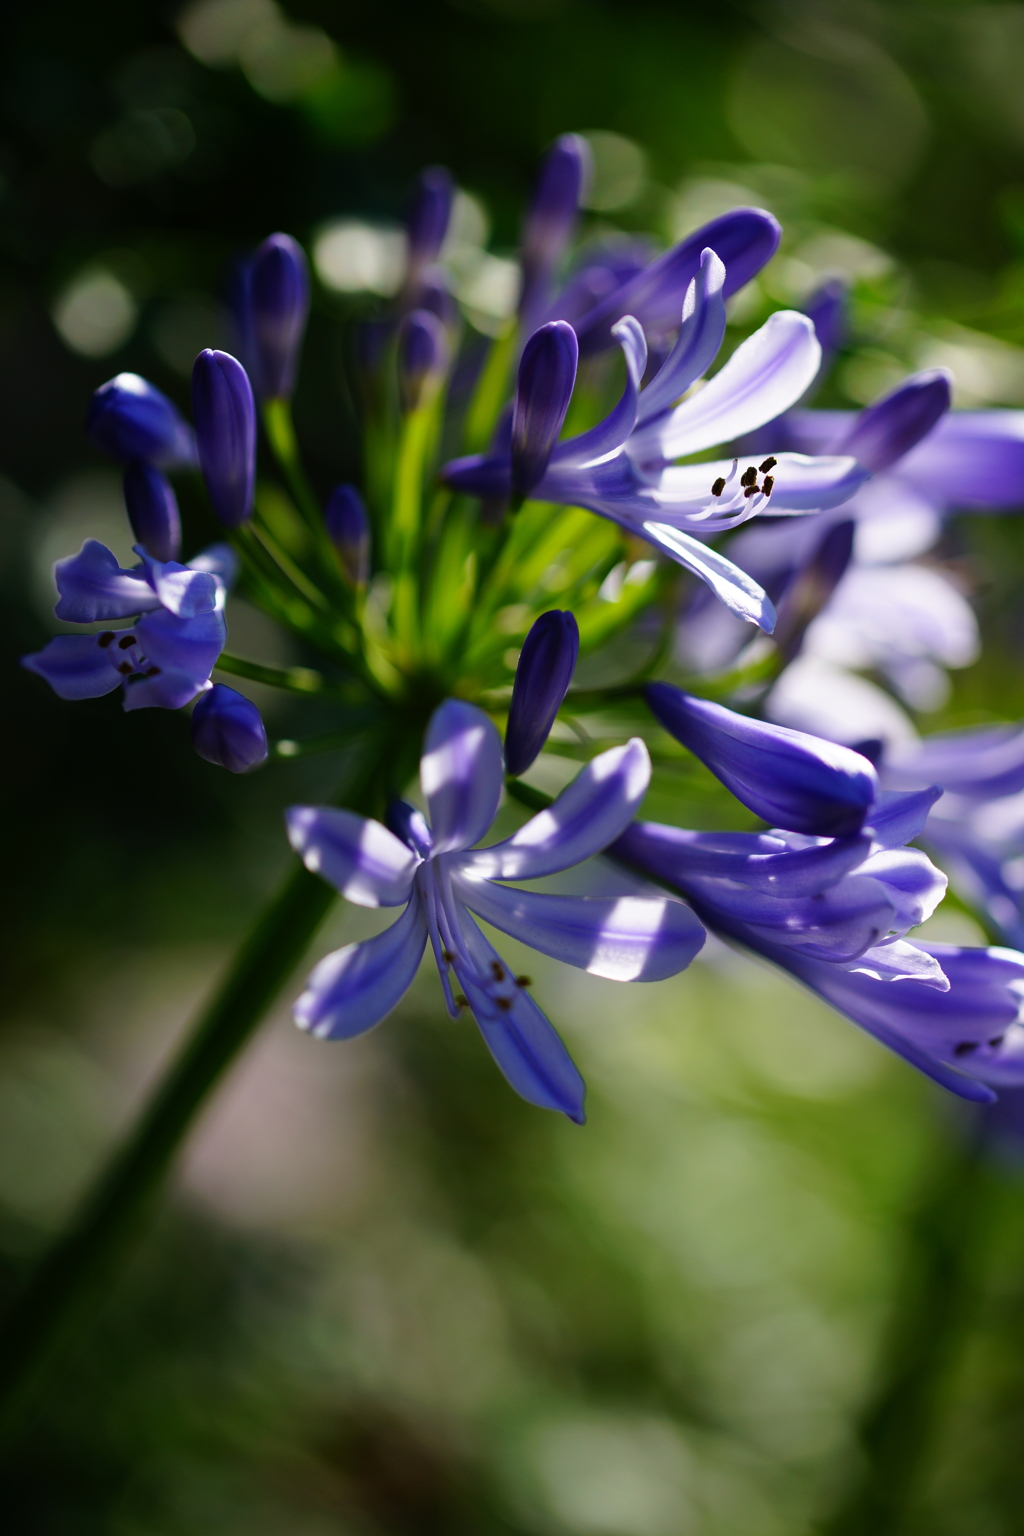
top-left (294, 898), bottom-right (427, 1039)
top-left (635, 248), bottom-right (727, 426)
top-left (633, 311), bottom-right (820, 463)
top-left (461, 738), bottom-right (652, 880)
top-left (649, 454), bottom-right (868, 515)
top-left (420, 699), bottom-right (504, 854)
top-left (641, 525), bottom-right (777, 632)
top-left (554, 316), bottom-right (647, 467)
top-left (456, 878), bottom-right (705, 981)
top-left (53, 540), bottom-right (159, 623)
top-left (286, 806), bottom-right (418, 906)
top-left (869, 787), bottom-right (943, 848)
top-left (453, 907), bottom-right (586, 1121)
top-left (131, 606), bottom-right (226, 700)
top-left (21, 634), bottom-right (122, 700)
top-left (859, 846), bottom-right (947, 933)
top-left (841, 939), bottom-right (949, 988)
top-left (133, 547), bottom-right (218, 617)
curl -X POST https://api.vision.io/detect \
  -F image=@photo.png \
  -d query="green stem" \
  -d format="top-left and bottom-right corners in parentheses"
top-left (819, 1130), bottom-right (989, 1535)
top-left (262, 398), bottom-right (323, 530)
top-left (214, 652), bottom-right (334, 695)
top-left (0, 738), bottom-right (394, 1442)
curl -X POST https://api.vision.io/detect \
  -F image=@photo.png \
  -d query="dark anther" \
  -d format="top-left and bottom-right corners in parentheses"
top-left (442, 948), bottom-right (454, 964)
top-left (762, 475), bottom-right (774, 496)
top-left (516, 975), bottom-right (532, 988)
top-left (144, 666), bottom-right (161, 677)
top-left (490, 961), bottom-right (505, 982)
top-left (953, 1041), bottom-right (978, 1056)
top-left (743, 485), bottom-right (760, 498)
top-left (118, 662), bottom-right (134, 676)
top-left (711, 477), bottom-right (726, 497)
top-left (740, 465), bottom-right (757, 487)
top-left (97, 631), bottom-right (116, 648)
top-left (989, 1035), bottom-right (1005, 1048)
top-left (454, 993), bottom-right (468, 1009)
top-left (496, 996), bottom-right (513, 1011)
top-left (759, 456), bottom-right (778, 474)
top-left (118, 635), bottom-right (136, 649)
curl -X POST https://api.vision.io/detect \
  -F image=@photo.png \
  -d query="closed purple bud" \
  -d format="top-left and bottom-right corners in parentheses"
top-left (249, 233), bottom-right (310, 400)
top-left (645, 684), bottom-right (878, 837)
top-left (803, 278), bottom-right (847, 358)
top-left (398, 308), bottom-right (449, 413)
top-left (511, 321), bottom-right (579, 498)
top-left (123, 461), bottom-right (182, 563)
top-left (191, 684), bottom-right (268, 772)
top-left (191, 349), bottom-right (256, 527)
top-left (505, 610), bottom-right (580, 776)
top-left (406, 166), bottom-right (455, 271)
top-left (324, 483), bottom-right (370, 586)
top-left (520, 135), bottom-right (591, 325)
top-left (840, 368), bottom-right (952, 473)
top-left (87, 373), bottom-right (196, 466)
top-left (773, 518), bottom-right (855, 662)
top-left (411, 267), bottom-right (460, 330)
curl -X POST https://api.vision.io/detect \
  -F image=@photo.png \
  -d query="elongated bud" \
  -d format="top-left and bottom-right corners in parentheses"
top-left (123, 460), bottom-right (182, 563)
top-left (803, 278), bottom-right (847, 359)
top-left (511, 321), bottom-right (578, 498)
top-left (505, 610), bottom-right (580, 776)
top-left (191, 349), bottom-right (256, 527)
top-left (520, 135), bottom-right (591, 327)
top-left (645, 684), bottom-right (878, 837)
top-left (87, 373), bottom-right (196, 466)
top-left (406, 166), bottom-right (455, 273)
top-left (773, 518), bottom-right (855, 662)
top-left (840, 368), bottom-right (952, 473)
top-left (324, 483), bottom-right (370, 586)
top-left (398, 308), bottom-right (449, 413)
top-left (191, 684), bottom-right (268, 772)
top-left (411, 266), bottom-right (459, 330)
top-left (248, 232), bottom-right (310, 400)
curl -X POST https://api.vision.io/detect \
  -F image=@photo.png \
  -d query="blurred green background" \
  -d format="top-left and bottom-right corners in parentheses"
top-left (7, 0), bottom-right (1024, 1529)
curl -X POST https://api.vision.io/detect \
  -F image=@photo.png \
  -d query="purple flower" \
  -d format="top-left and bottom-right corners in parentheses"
top-left (397, 309), bottom-right (449, 413)
top-left (519, 134), bottom-right (591, 335)
top-left (646, 686), bottom-right (880, 836)
top-left (191, 683), bottom-right (268, 772)
top-left (123, 460), bottom-right (181, 563)
top-left (246, 233), bottom-right (310, 401)
top-left (286, 699), bottom-right (705, 1120)
top-left (22, 539), bottom-right (231, 711)
top-left (406, 166), bottom-right (455, 275)
top-left (511, 321), bottom-right (578, 498)
top-left (86, 373), bottom-right (196, 467)
top-left (191, 349), bottom-right (256, 528)
top-left (324, 483), bottom-right (370, 587)
top-left (443, 249), bottom-right (869, 630)
top-left (838, 370), bottom-right (952, 474)
top-left (505, 610), bottom-right (579, 776)
top-left (802, 278), bottom-right (847, 362)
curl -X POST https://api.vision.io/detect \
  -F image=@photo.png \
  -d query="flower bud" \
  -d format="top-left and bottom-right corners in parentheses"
top-left (122, 461), bottom-right (182, 563)
top-left (511, 321), bottom-right (578, 498)
top-left (191, 349), bottom-right (256, 527)
top-left (645, 684), bottom-right (878, 837)
top-left (840, 369), bottom-right (952, 473)
top-left (324, 483), bottom-right (370, 587)
top-left (803, 278), bottom-right (847, 360)
top-left (520, 135), bottom-right (591, 327)
top-left (773, 518), bottom-right (855, 662)
top-left (248, 233), bottom-right (310, 400)
top-left (410, 267), bottom-right (459, 330)
top-left (398, 309), bottom-right (449, 413)
top-left (191, 684), bottom-right (268, 772)
top-left (505, 610), bottom-right (580, 776)
top-left (87, 373), bottom-right (196, 466)
top-left (406, 166), bottom-right (455, 273)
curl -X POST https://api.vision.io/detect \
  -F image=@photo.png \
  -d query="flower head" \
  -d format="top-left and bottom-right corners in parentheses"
top-left (192, 683), bottom-right (268, 772)
top-left (286, 699), bottom-right (705, 1120)
top-left (87, 373), bottom-right (196, 467)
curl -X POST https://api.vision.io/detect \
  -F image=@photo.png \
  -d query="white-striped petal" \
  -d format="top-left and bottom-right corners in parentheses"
top-left (294, 897), bottom-right (427, 1039)
top-left (286, 806), bottom-right (418, 906)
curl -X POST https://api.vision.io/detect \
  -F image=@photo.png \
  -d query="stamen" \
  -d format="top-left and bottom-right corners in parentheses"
top-left (740, 465), bottom-right (757, 488)
top-left (762, 475), bottom-right (774, 496)
top-left (710, 477), bottom-right (726, 497)
top-left (759, 456), bottom-right (777, 474)
top-left (743, 485), bottom-right (760, 498)
top-left (118, 662), bottom-right (134, 676)
top-left (516, 975), bottom-right (532, 988)
top-left (454, 994), bottom-right (468, 1009)
top-left (97, 632), bottom-right (116, 648)
top-left (490, 961), bottom-right (505, 982)
top-left (989, 1035), bottom-right (1005, 1048)
top-left (496, 996), bottom-right (512, 1011)
top-left (442, 948), bottom-right (454, 964)
top-left (144, 666), bottom-right (161, 677)
top-left (953, 1041), bottom-right (977, 1056)
top-left (117, 635), bottom-right (136, 649)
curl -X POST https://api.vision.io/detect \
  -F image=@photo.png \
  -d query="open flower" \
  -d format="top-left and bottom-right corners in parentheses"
top-left (22, 539), bottom-right (233, 711)
top-left (286, 699), bottom-right (706, 1121)
top-left (443, 249), bottom-right (869, 630)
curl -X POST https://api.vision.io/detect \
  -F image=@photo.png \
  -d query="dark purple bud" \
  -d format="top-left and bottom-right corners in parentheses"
top-left (123, 460), bottom-right (182, 563)
top-left (645, 684), bottom-right (878, 837)
top-left (505, 610), bottom-right (580, 776)
top-left (803, 278), bottom-right (847, 359)
top-left (773, 518), bottom-right (855, 662)
top-left (840, 368), bottom-right (952, 473)
top-left (248, 233), bottom-right (310, 400)
top-left (511, 320), bottom-right (579, 499)
top-left (406, 166), bottom-right (455, 272)
top-left (191, 349), bottom-right (256, 528)
top-left (324, 483), bottom-right (370, 586)
top-left (398, 308), bottom-right (449, 413)
top-left (86, 373), bottom-right (196, 466)
top-left (191, 684), bottom-right (268, 773)
top-left (520, 135), bottom-right (591, 326)
top-left (410, 266), bottom-right (460, 330)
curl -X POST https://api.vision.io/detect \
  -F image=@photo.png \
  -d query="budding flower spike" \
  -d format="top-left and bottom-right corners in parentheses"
top-left (247, 232), bottom-right (310, 401)
top-left (87, 373), bottom-right (196, 467)
top-left (519, 133), bottom-right (591, 333)
top-left (123, 460), bottom-right (182, 564)
top-left (191, 348), bottom-right (256, 527)
top-left (324, 483), bottom-right (370, 588)
top-left (505, 610), bottom-right (579, 776)
top-left (191, 684), bottom-right (268, 773)
top-left (286, 700), bottom-right (704, 1121)
top-left (398, 308), bottom-right (449, 413)
top-left (405, 165), bottom-right (455, 279)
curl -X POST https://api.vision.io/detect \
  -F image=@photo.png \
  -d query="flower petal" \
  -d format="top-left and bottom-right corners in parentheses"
top-left (53, 540), bottom-right (160, 623)
top-left (294, 897), bottom-right (427, 1039)
top-left (635, 248), bottom-right (727, 427)
top-left (841, 939), bottom-right (949, 988)
top-left (512, 321), bottom-right (579, 496)
top-left (838, 369), bottom-right (951, 473)
top-left (641, 525), bottom-right (777, 631)
top-left (21, 634), bottom-right (122, 700)
top-left (133, 547), bottom-right (218, 617)
top-left (452, 906), bottom-right (587, 1121)
top-left (859, 846), bottom-right (947, 933)
top-left (463, 738), bottom-right (652, 880)
top-left (286, 806), bottom-right (419, 906)
top-left (129, 606), bottom-right (226, 705)
top-left (421, 699), bottom-right (504, 854)
top-left (612, 821), bottom-right (873, 896)
top-left (648, 454), bottom-right (868, 515)
top-left (554, 316), bottom-right (647, 467)
top-left (456, 878), bottom-right (705, 981)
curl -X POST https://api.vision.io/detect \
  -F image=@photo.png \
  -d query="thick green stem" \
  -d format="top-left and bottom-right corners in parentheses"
top-left (819, 1130), bottom-right (989, 1535)
top-left (0, 739), bottom-right (393, 1442)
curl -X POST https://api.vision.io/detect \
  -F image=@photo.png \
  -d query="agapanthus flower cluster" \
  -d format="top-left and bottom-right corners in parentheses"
top-left (23, 134), bottom-right (1024, 1116)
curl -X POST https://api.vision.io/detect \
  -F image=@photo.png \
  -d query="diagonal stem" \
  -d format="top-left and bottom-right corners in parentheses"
top-left (0, 735), bottom-right (395, 1443)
